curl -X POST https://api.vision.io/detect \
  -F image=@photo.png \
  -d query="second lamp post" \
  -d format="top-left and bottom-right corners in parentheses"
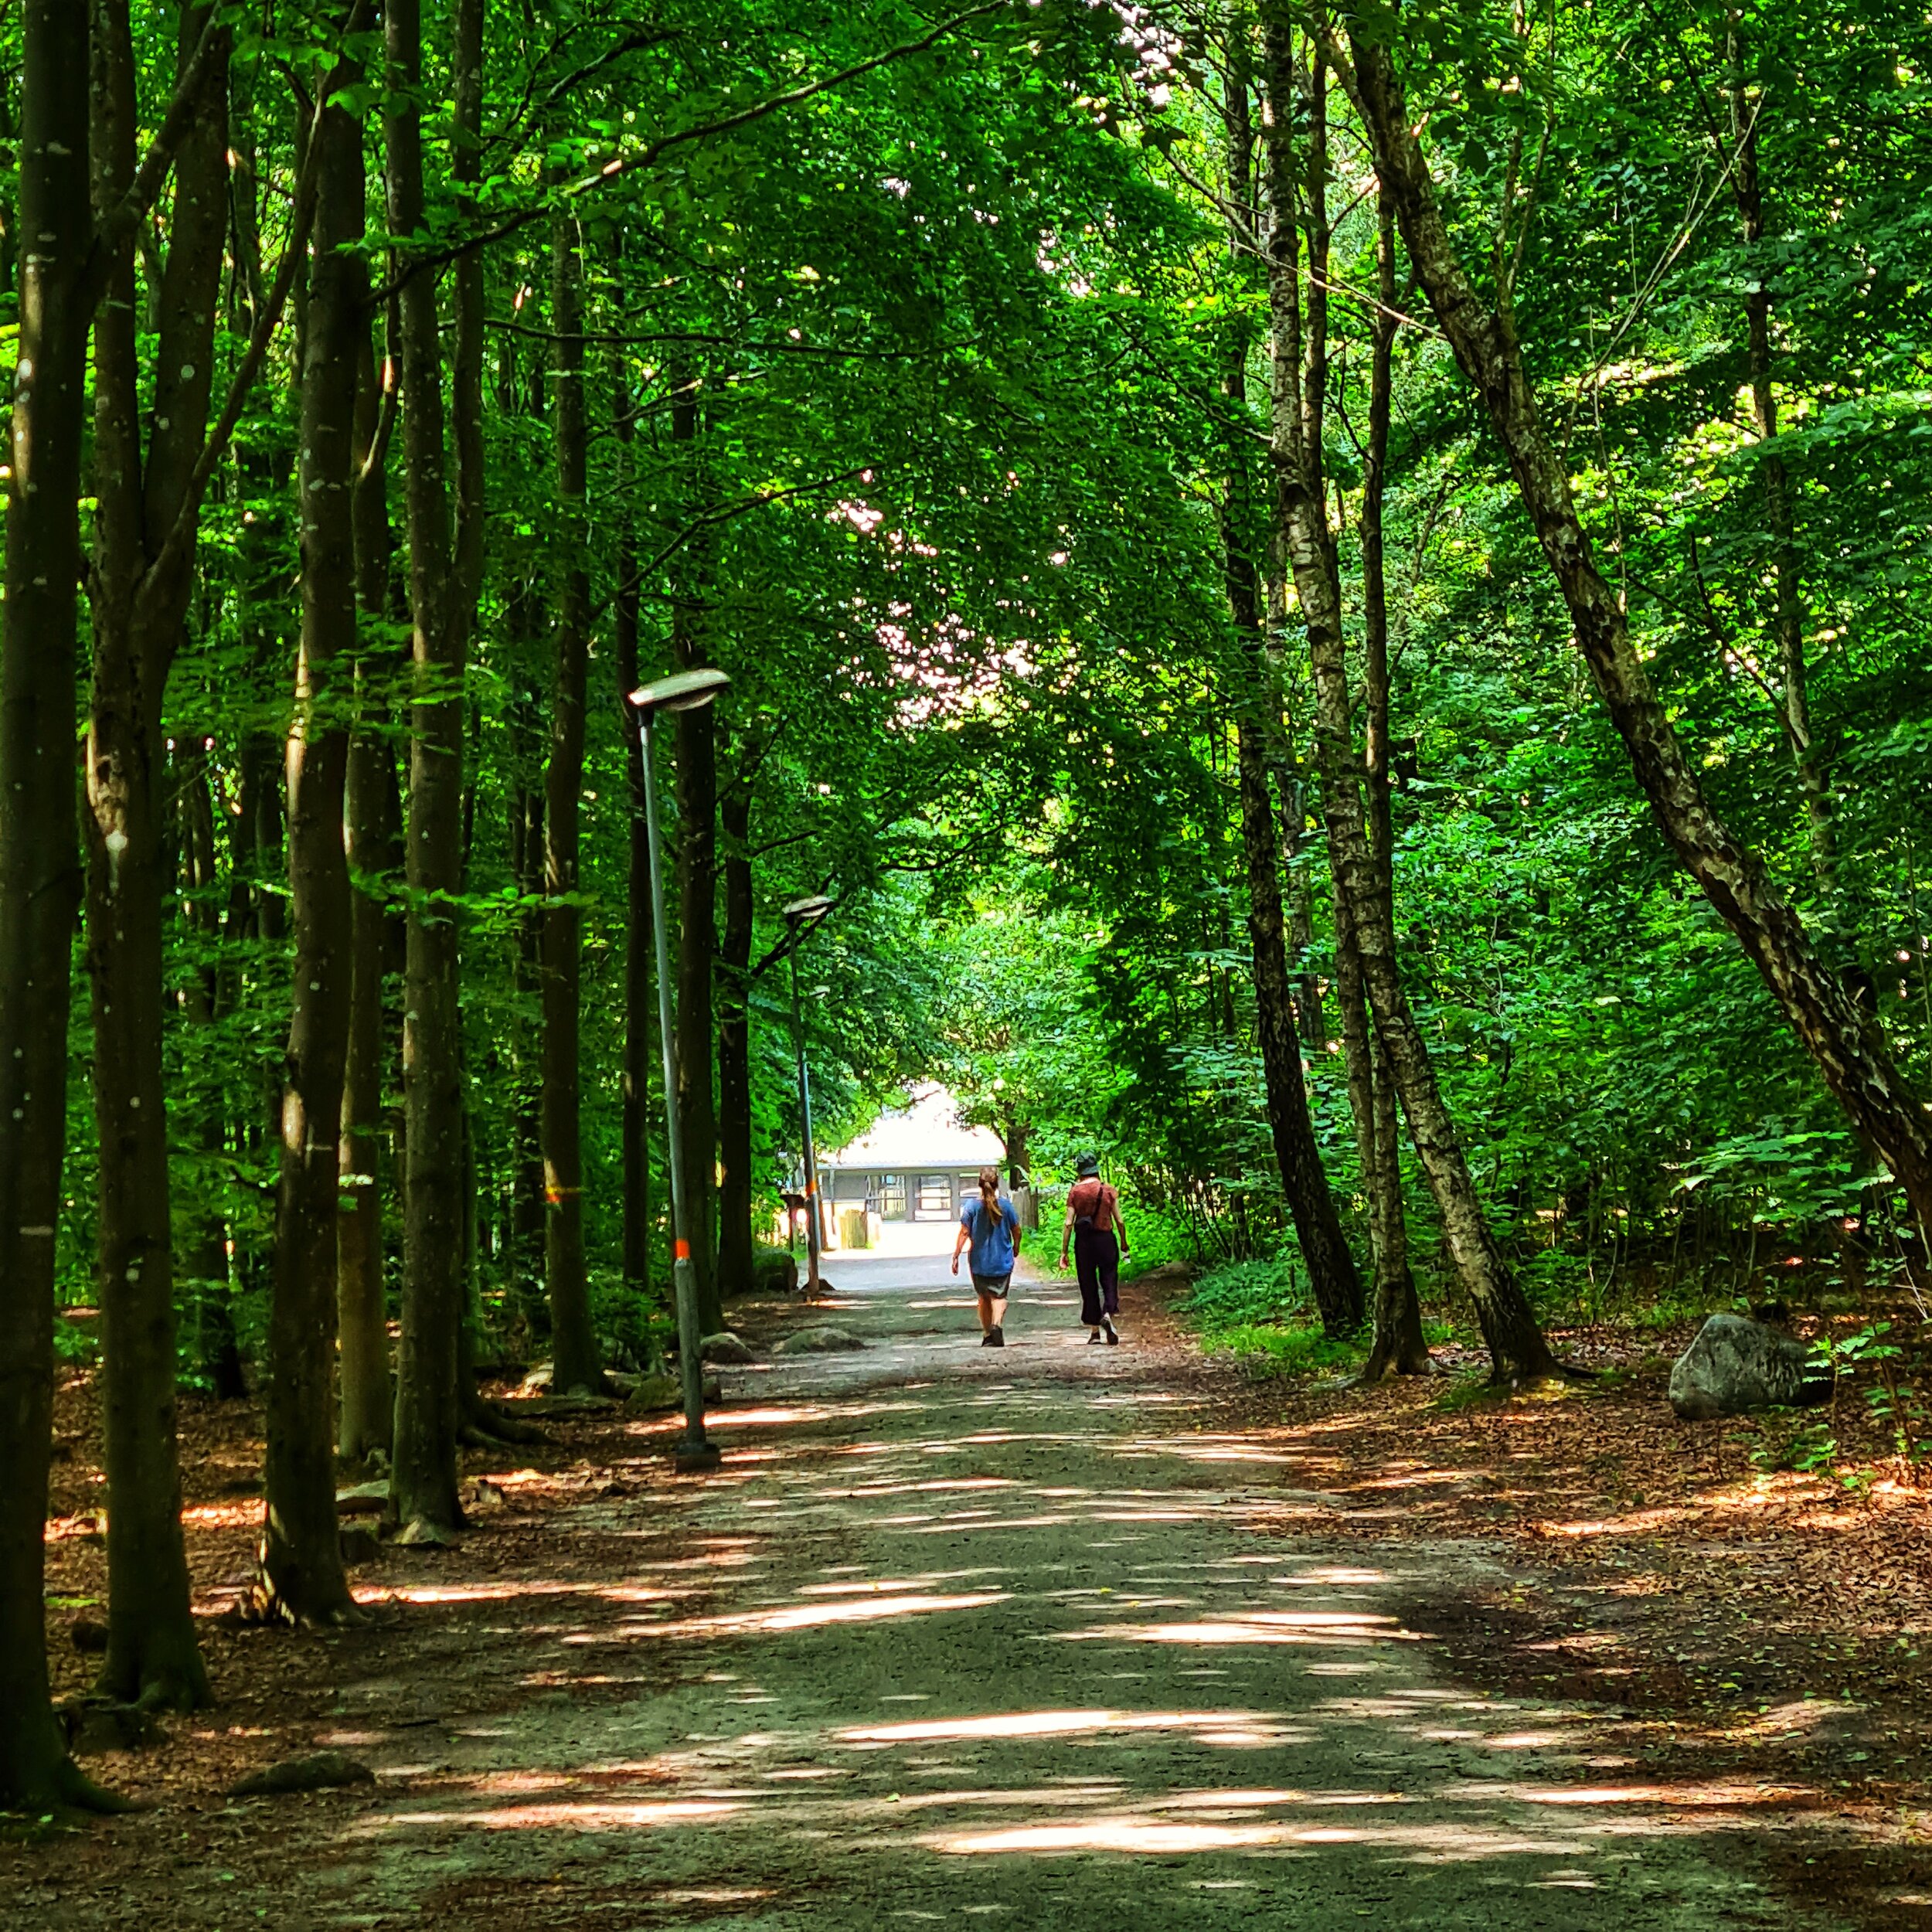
top-left (781, 895), bottom-right (833, 1295)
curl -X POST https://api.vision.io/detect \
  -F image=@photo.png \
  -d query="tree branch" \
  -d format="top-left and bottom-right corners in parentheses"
top-left (591, 466), bottom-right (877, 624)
top-left (89, 8), bottom-right (229, 273)
top-left (145, 11), bottom-right (371, 603)
top-left (374, 2), bottom-right (1007, 299)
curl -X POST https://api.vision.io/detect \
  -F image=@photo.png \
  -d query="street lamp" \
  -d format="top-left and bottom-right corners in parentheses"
top-left (781, 895), bottom-right (834, 1298)
top-left (628, 666), bottom-right (731, 1470)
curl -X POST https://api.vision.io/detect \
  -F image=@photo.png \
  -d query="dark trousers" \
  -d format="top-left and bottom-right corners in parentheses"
top-left (1073, 1225), bottom-right (1119, 1324)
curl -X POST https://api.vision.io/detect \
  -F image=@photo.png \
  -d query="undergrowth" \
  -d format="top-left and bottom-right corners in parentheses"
top-left (1179, 1253), bottom-right (1459, 1378)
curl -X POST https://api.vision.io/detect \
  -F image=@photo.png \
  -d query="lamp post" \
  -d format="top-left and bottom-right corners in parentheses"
top-left (628, 667), bottom-right (730, 1470)
top-left (781, 895), bottom-right (833, 1296)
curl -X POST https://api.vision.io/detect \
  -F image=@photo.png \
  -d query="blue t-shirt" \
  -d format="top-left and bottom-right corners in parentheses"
top-left (961, 1195), bottom-right (1020, 1278)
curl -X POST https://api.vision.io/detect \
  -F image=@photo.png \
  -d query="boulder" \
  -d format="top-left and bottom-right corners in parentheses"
top-left (772, 1325), bottom-right (866, 1356)
top-left (699, 1331), bottom-right (753, 1365)
top-left (627, 1371), bottom-right (722, 1413)
top-left (627, 1372), bottom-right (681, 1413)
top-left (230, 1752), bottom-right (375, 1798)
top-left (1668, 1313), bottom-right (1829, 1420)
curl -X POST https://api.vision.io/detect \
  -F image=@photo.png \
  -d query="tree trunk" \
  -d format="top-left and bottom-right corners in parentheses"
top-left (85, 0), bottom-right (228, 1709)
top-left (539, 182), bottom-right (602, 1393)
top-left (1339, 23), bottom-right (1932, 1237)
top-left (1004, 1120), bottom-right (1031, 1192)
top-left (338, 284), bottom-right (396, 1461)
top-left (1219, 50), bottom-right (1362, 1335)
top-left (176, 747), bottom-right (247, 1399)
top-left (0, 0), bottom-right (103, 1812)
top-left (1261, 14), bottom-right (1557, 1383)
top-left (502, 514), bottom-right (549, 1333)
top-left (1355, 197), bottom-right (1429, 1381)
top-left (259, 43), bottom-right (362, 1625)
top-left (1239, 710), bottom-right (1364, 1333)
top-left (612, 282), bottom-right (654, 1318)
top-left (1725, 29), bottom-right (1831, 888)
top-left (669, 370), bottom-right (721, 1334)
top-left (386, 0), bottom-right (468, 1541)
top-left (716, 781), bottom-right (756, 1302)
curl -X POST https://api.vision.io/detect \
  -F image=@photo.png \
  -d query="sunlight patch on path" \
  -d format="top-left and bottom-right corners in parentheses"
top-left (836, 1709), bottom-right (1289, 1744)
top-left (568, 1590), bottom-right (1011, 1641)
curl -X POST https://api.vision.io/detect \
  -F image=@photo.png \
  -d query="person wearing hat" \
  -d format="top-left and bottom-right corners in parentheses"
top-left (1059, 1154), bottom-right (1128, 1344)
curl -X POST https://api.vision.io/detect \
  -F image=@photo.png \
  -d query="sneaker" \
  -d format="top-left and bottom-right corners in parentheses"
top-left (983, 1325), bottom-right (1005, 1348)
top-left (1087, 1328), bottom-right (1104, 1345)
top-left (1104, 1319), bottom-right (1119, 1345)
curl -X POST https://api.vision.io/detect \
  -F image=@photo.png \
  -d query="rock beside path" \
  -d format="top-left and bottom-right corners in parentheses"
top-left (773, 1325), bottom-right (866, 1355)
top-left (1669, 1313), bottom-right (1829, 1420)
top-left (628, 1371), bottom-right (723, 1411)
top-left (627, 1372), bottom-right (681, 1412)
top-left (700, 1331), bottom-right (754, 1364)
top-left (230, 1752), bottom-right (375, 1798)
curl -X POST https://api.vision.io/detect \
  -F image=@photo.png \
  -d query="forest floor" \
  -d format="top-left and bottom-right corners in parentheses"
top-left (12, 1256), bottom-right (1929, 1930)
top-left (1223, 1307), bottom-right (1932, 1929)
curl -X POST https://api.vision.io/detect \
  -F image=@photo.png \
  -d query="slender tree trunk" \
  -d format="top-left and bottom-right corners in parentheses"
top-left (669, 369), bottom-right (721, 1333)
top-left (0, 0), bottom-right (104, 1812)
top-left (502, 500), bottom-right (550, 1332)
top-left (1724, 27), bottom-right (1831, 887)
top-left (338, 291), bottom-right (397, 1461)
top-left (259, 42), bottom-right (362, 1624)
top-left (612, 285), bottom-right (655, 1318)
top-left (85, 0), bottom-right (230, 1708)
top-left (1261, 15), bottom-right (1557, 1383)
top-left (386, 0), bottom-right (468, 1540)
top-left (1220, 52), bottom-right (1362, 1335)
top-left (1355, 199), bottom-right (1428, 1380)
top-left (1338, 22), bottom-right (1932, 1236)
top-left (539, 182), bottom-right (601, 1391)
top-left (716, 781), bottom-right (756, 1302)
top-left (176, 747), bottom-right (247, 1398)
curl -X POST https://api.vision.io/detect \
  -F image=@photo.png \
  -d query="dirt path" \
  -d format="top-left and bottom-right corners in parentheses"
top-left (13, 1258), bottom-right (1848, 1929)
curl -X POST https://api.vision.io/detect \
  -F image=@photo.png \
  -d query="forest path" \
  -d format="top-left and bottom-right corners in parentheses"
top-left (300, 1259), bottom-right (1834, 1932)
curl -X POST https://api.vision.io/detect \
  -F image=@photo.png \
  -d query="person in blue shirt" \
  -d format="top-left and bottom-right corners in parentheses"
top-left (951, 1165), bottom-right (1022, 1348)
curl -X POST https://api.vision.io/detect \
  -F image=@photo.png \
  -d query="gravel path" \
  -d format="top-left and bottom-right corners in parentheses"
top-left (310, 1254), bottom-right (1832, 1930)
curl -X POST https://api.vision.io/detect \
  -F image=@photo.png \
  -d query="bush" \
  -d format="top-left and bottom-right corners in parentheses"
top-left (1117, 1196), bottom-right (1195, 1274)
top-left (1181, 1255), bottom-right (1309, 1333)
top-left (1200, 1321), bottom-right (1365, 1376)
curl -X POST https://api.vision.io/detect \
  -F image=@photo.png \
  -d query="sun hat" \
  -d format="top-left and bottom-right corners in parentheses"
top-left (1074, 1153), bottom-right (1100, 1178)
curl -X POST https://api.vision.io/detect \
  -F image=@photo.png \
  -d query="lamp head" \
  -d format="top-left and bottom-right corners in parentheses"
top-left (628, 667), bottom-right (731, 716)
top-left (782, 893), bottom-right (835, 928)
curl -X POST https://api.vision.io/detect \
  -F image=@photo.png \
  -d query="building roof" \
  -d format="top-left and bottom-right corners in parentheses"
top-left (823, 1085), bottom-right (1005, 1172)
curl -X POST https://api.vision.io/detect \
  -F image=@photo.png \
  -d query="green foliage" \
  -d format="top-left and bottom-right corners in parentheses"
top-left (1200, 1323), bottom-right (1367, 1378)
top-left (1182, 1256), bottom-right (1310, 1332)
top-left (24, 0), bottom-right (1932, 1384)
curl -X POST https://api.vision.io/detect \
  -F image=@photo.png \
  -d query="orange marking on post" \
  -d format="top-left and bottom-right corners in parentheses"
top-left (674, 1238), bottom-right (691, 1260)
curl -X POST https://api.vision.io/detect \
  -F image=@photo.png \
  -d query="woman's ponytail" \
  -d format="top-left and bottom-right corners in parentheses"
top-left (978, 1165), bottom-right (999, 1214)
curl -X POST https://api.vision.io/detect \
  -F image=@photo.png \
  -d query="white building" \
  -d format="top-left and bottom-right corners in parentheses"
top-left (820, 1085), bottom-right (1009, 1224)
